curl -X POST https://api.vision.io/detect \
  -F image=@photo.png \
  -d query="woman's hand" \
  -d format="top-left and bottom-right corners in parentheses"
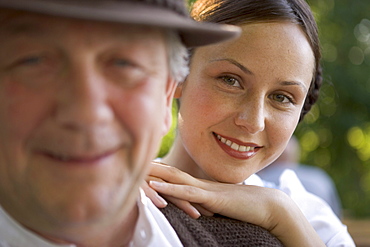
top-left (145, 162), bottom-right (325, 247)
top-left (143, 162), bottom-right (213, 218)
top-left (146, 162), bottom-right (280, 228)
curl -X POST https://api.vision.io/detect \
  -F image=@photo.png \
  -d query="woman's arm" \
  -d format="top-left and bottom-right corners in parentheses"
top-left (144, 162), bottom-right (325, 247)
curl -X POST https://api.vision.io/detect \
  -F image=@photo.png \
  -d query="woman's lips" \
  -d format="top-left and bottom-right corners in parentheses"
top-left (213, 132), bottom-right (261, 160)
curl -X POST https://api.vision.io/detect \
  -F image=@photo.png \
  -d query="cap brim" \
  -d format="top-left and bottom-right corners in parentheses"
top-left (0, 0), bottom-right (240, 47)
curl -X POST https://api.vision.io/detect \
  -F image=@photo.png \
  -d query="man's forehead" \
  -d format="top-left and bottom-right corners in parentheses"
top-left (0, 10), bottom-right (44, 36)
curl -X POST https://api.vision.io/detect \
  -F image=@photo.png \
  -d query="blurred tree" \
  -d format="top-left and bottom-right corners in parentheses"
top-left (296, 0), bottom-right (370, 218)
top-left (157, 101), bottom-right (178, 158)
top-left (159, 0), bottom-right (370, 218)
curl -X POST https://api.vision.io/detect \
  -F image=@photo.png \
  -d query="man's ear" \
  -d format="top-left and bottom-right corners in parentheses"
top-left (162, 77), bottom-right (178, 136)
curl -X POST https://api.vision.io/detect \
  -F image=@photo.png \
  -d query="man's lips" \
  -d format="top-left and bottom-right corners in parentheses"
top-left (213, 132), bottom-right (261, 160)
top-left (40, 148), bottom-right (120, 164)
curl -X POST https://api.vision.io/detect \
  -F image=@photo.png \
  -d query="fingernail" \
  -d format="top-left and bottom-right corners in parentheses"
top-left (149, 180), bottom-right (163, 188)
top-left (193, 209), bottom-right (201, 218)
top-left (157, 195), bottom-right (168, 206)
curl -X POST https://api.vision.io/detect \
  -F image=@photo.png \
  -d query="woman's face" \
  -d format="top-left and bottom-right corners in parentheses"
top-left (177, 22), bottom-right (315, 183)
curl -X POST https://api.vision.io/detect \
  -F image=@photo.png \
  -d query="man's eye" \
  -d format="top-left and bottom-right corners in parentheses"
top-left (17, 56), bottom-right (44, 66)
top-left (113, 59), bottom-right (134, 67)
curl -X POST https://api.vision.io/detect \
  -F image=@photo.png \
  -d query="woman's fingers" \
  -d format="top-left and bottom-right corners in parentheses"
top-left (149, 180), bottom-right (272, 224)
top-left (149, 180), bottom-right (208, 204)
top-left (149, 180), bottom-right (215, 218)
top-left (145, 175), bottom-right (165, 183)
top-left (143, 179), bottom-right (202, 218)
top-left (141, 181), bottom-right (168, 208)
top-left (193, 204), bottom-right (214, 217)
top-left (149, 162), bottom-right (202, 186)
top-left (164, 195), bottom-right (201, 219)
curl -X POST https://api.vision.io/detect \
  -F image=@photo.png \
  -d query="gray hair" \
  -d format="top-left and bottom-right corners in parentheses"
top-left (166, 31), bottom-right (189, 83)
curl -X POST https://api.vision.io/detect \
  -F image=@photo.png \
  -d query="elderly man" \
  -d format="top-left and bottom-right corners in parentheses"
top-left (0, 0), bottom-right (240, 246)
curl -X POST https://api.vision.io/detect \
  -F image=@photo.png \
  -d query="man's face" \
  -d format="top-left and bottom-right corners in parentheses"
top-left (0, 10), bottom-right (175, 234)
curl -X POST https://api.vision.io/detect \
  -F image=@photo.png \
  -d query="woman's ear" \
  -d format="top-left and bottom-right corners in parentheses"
top-left (174, 82), bottom-right (183, 99)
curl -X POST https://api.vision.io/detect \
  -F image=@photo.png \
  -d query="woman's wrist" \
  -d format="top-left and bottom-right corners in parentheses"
top-left (268, 191), bottom-right (325, 247)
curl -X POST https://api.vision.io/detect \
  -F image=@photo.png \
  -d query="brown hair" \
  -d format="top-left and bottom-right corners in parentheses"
top-left (190, 0), bottom-right (322, 121)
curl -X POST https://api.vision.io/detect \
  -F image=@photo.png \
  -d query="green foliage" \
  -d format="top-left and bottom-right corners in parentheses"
top-left (157, 100), bottom-right (178, 158)
top-left (297, 0), bottom-right (370, 218)
top-left (160, 0), bottom-right (370, 217)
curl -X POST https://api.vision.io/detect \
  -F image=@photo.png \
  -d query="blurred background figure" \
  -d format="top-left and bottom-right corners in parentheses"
top-left (257, 136), bottom-right (342, 218)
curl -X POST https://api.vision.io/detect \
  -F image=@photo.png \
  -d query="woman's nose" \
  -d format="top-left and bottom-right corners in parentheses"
top-left (234, 99), bottom-right (265, 134)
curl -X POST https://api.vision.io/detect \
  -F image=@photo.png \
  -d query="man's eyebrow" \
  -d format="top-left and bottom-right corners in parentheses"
top-left (210, 58), bottom-right (253, 75)
top-left (0, 20), bottom-right (45, 36)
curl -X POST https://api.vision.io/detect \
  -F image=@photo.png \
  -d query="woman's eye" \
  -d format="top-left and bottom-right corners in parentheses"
top-left (272, 94), bottom-right (292, 103)
top-left (220, 76), bottom-right (242, 88)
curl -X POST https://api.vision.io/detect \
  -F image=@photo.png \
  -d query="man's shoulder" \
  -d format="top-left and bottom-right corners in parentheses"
top-left (160, 202), bottom-right (283, 247)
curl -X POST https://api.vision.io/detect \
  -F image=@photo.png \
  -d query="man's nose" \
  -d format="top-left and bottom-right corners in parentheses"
top-left (55, 62), bottom-right (114, 129)
top-left (234, 98), bottom-right (265, 134)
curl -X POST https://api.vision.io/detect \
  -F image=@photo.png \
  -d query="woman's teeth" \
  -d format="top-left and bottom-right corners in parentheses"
top-left (216, 134), bottom-right (255, 152)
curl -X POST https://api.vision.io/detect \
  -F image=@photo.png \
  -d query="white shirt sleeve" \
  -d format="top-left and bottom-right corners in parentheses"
top-left (278, 169), bottom-right (355, 247)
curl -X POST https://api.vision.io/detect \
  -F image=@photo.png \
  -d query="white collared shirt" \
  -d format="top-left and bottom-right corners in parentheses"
top-left (0, 190), bottom-right (182, 247)
top-left (130, 189), bottom-right (182, 247)
top-left (244, 170), bottom-right (356, 247)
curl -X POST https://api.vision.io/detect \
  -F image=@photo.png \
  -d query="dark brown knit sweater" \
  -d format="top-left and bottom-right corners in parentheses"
top-left (160, 203), bottom-right (283, 247)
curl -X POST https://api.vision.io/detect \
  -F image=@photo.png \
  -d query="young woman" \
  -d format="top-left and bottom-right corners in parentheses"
top-left (145, 0), bottom-right (355, 246)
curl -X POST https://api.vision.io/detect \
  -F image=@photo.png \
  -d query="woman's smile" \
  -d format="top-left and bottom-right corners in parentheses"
top-left (213, 132), bottom-right (261, 160)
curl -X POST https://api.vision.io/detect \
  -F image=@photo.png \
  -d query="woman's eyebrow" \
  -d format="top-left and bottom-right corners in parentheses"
top-left (280, 80), bottom-right (308, 93)
top-left (210, 58), bottom-right (253, 75)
